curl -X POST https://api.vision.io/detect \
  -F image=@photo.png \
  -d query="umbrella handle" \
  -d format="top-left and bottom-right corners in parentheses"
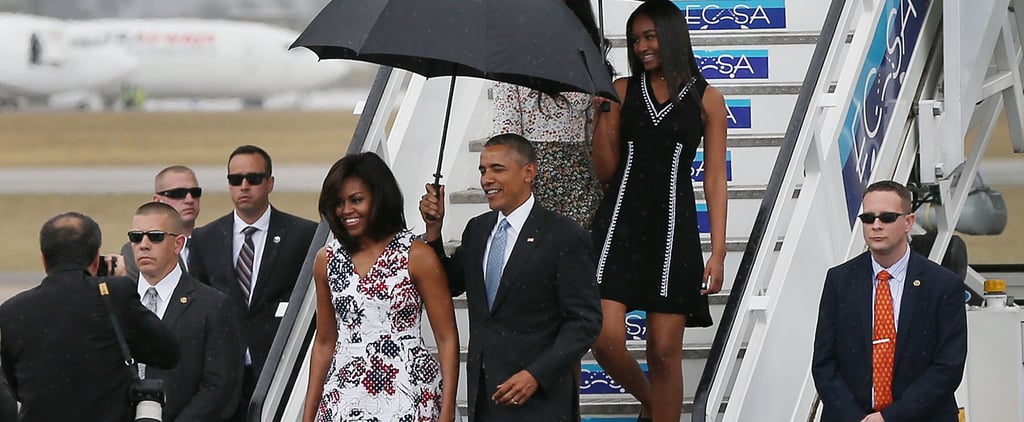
top-left (432, 66), bottom-right (458, 204)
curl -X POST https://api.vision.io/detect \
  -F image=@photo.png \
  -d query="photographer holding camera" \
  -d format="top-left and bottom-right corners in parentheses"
top-left (0, 211), bottom-right (179, 422)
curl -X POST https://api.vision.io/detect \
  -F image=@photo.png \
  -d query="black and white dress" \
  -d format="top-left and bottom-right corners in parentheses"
top-left (315, 232), bottom-right (443, 421)
top-left (591, 73), bottom-right (713, 327)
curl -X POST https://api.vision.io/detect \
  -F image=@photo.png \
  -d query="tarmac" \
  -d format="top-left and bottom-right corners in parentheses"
top-left (0, 164), bottom-right (334, 194)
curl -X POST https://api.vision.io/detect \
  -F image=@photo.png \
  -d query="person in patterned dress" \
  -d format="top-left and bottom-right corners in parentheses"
top-left (303, 152), bottom-right (459, 422)
top-left (490, 0), bottom-right (610, 228)
top-left (590, 1), bottom-right (729, 421)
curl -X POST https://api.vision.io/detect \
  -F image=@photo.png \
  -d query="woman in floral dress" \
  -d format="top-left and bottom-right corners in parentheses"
top-left (304, 152), bottom-right (459, 422)
top-left (490, 0), bottom-right (610, 228)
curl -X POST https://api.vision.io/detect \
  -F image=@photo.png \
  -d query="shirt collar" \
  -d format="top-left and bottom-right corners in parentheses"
top-left (234, 207), bottom-right (271, 234)
top-left (871, 246), bottom-right (911, 282)
top-left (497, 194), bottom-right (534, 234)
top-left (138, 264), bottom-right (182, 300)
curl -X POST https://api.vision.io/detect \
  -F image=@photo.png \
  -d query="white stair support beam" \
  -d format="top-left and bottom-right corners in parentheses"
top-left (916, 100), bottom-right (942, 182)
top-left (965, 267), bottom-right (991, 294)
top-left (385, 74), bottom-right (427, 164)
top-left (980, 71), bottom-right (1014, 99)
top-left (995, 17), bottom-right (1024, 154)
top-left (928, 95), bottom-right (1003, 263)
top-left (364, 69), bottom-right (411, 160)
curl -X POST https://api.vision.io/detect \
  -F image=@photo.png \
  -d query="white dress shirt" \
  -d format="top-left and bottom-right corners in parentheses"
top-left (180, 236), bottom-right (191, 272)
top-left (482, 194), bottom-right (534, 278)
top-left (137, 264), bottom-right (183, 319)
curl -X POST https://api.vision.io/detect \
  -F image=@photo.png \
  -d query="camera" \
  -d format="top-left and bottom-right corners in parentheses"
top-left (130, 379), bottom-right (165, 422)
top-left (95, 255), bottom-right (117, 277)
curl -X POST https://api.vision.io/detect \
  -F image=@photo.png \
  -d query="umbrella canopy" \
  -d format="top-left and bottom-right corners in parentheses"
top-left (292, 0), bottom-right (618, 102)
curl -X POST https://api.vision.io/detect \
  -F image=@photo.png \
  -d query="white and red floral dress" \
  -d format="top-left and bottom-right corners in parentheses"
top-left (316, 231), bottom-right (442, 422)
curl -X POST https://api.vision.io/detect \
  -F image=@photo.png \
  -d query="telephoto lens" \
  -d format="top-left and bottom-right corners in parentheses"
top-left (130, 379), bottom-right (165, 422)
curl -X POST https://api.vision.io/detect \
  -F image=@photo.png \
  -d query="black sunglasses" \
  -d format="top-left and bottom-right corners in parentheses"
top-left (857, 212), bottom-right (907, 224)
top-left (227, 173), bottom-right (268, 186)
top-left (127, 230), bottom-right (179, 243)
top-left (157, 187), bottom-right (202, 199)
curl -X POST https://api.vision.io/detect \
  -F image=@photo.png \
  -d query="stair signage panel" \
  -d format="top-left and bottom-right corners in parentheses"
top-left (695, 49), bottom-right (769, 79)
top-left (697, 203), bottom-right (711, 233)
top-left (626, 310), bottom-right (647, 340)
top-left (675, 0), bottom-right (787, 30)
top-left (836, 0), bottom-right (929, 224)
top-left (692, 150), bottom-right (733, 182)
top-left (725, 98), bottom-right (752, 128)
top-left (581, 363), bottom-right (651, 394)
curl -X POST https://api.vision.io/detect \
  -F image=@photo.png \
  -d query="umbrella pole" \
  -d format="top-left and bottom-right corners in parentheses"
top-left (432, 72), bottom-right (458, 191)
top-left (596, 0), bottom-right (611, 112)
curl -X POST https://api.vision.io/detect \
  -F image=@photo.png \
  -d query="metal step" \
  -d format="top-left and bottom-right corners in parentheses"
top-left (449, 185), bottom-right (769, 204)
top-left (437, 341), bottom-right (740, 365)
top-left (608, 31), bottom-right (825, 48)
top-left (468, 133), bottom-right (786, 153)
top-left (442, 237), bottom-right (780, 255)
top-left (599, 0), bottom-right (830, 35)
top-left (454, 397), bottom-right (728, 418)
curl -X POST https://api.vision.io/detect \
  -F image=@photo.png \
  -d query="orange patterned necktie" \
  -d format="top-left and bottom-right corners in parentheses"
top-left (873, 270), bottom-right (896, 410)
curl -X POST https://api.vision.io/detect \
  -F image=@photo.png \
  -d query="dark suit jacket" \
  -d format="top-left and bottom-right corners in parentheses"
top-left (812, 250), bottom-right (967, 422)
top-left (0, 264), bottom-right (179, 422)
top-left (144, 273), bottom-right (244, 421)
top-left (189, 207), bottom-right (317, 376)
top-left (430, 205), bottom-right (602, 422)
top-left (0, 350), bottom-right (16, 421)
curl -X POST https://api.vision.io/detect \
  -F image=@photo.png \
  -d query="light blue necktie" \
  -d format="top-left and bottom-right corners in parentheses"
top-left (485, 219), bottom-right (511, 308)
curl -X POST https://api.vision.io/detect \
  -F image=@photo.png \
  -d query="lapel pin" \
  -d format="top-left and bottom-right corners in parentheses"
top-left (179, 296), bottom-right (189, 304)
top-left (526, 237), bottom-right (535, 243)
top-left (913, 280), bottom-right (921, 287)
top-left (273, 235), bottom-right (281, 244)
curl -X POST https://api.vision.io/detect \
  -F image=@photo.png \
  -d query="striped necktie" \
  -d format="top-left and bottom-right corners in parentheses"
top-left (236, 226), bottom-right (258, 304)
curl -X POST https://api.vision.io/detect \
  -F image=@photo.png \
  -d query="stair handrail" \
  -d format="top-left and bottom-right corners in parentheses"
top-left (249, 66), bottom-right (395, 421)
top-left (690, 0), bottom-right (849, 419)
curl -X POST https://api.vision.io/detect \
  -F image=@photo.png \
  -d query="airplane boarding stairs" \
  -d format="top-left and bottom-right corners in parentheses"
top-left (252, 0), bottom-right (1024, 420)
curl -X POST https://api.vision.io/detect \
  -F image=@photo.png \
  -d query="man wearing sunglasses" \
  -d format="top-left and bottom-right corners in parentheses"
top-left (813, 181), bottom-right (967, 422)
top-left (189, 144), bottom-right (317, 421)
top-left (128, 202), bottom-right (243, 421)
top-left (121, 165), bottom-right (204, 280)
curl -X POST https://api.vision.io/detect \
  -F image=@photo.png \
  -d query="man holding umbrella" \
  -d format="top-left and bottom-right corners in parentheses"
top-left (419, 134), bottom-right (602, 421)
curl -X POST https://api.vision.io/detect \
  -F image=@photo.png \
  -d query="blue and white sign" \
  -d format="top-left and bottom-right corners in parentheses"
top-left (836, 0), bottom-right (929, 224)
top-left (725, 98), bottom-right (752, 128)
top-left (697, 203), bottom-right (711, 233)
top-left (625, 310), bottom-right (647, 340)
top-left (581, 363), bottom-right (651, 394)
top-left (675, 0), bottom-right (787, 30)
top-left (692, 150), bottom-right (733, 182)
top-left (695, 49), bottom-right (770, 79)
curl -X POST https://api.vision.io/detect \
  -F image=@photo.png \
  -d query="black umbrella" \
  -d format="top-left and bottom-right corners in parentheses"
top-left (292, 0), bottom-right (618, 186)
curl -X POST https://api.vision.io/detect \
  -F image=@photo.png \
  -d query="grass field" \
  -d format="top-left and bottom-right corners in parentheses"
top-left (0, 110), bottom-right (359, 166)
